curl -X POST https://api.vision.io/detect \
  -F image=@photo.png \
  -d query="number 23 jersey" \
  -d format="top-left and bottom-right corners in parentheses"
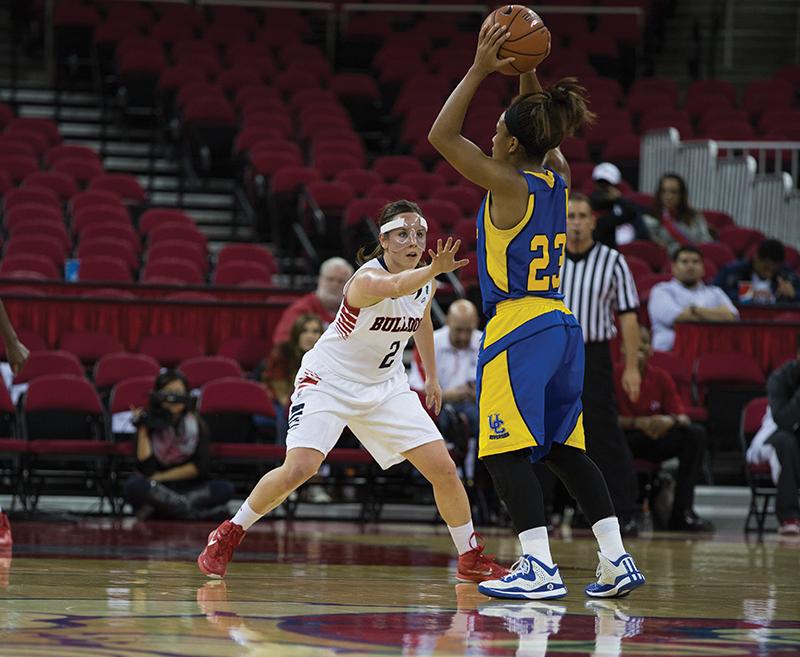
top-left (477, 169), bottom-right (568, 318)
top-left (299, 257), bottom-right (433, 384)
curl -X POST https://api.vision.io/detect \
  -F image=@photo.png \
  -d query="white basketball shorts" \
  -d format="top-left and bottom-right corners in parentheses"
top-left (285, 363), bottom-right (442, 469)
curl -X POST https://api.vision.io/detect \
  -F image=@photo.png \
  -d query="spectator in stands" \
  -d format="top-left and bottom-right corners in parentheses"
top-left (616, 326), bottom-right (712, 531)
top-left (746, 334), bottom-right (800, 535)
top-left (643, 173), bottom-right (713, 254)
top-left (0, 299), bottom-right (28, 553)
top-left (648, 246), bottom-right (739, 351)
top-left (125, 371), bottom-right (234, 521)
top-left (272, 257), bottom-right (354, 344)
top-left (590, 162), bottom-right (650, 249)
top-left (259, 313), bottom-right (324, 439)
top-left (409, 299), bottom-right (482, 464)
top-left (714, 239), bottom-right (800, 304)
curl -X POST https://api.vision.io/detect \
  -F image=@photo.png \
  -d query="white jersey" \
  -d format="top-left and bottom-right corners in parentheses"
top-left (299, 258), bottom-right (433, 384)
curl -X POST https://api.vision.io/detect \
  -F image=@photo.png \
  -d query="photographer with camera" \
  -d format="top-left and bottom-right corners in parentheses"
top-left (123, 371), bottom-right (234, 520)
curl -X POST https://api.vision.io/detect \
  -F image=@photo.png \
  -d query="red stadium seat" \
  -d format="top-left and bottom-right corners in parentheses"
top-left (199, 377), bottom-right (275, 443)
top-left (94, 353), bottom-right (160, 390)
top-left (648, 352), bottom-right (707, 422)
top-left (5, 236), bottom-right (66, 267)
top-left (0, 253), bottom-right (60, 280)
top-left (78, 238), bottom-right (139, 273)
top-left (147, 241), bottom-right (208, 274)
top-left (373, 156), bottom-right (424, 182)
top-left (367, 183), bottom-right (416, 204)
top-left (217, 244), bottom-right (277, 273)
top-left (5, 117), bottom-right (60, 145)
top-left (419, 199), bottom-right (462, 230)
top-left (619, 240), bottom-right (669, 272)
top-left (216, 336), bottom-right (269, 371)
top-left (46, 146), bottom-right (101, 168)
top-left (431, 186), bottom-right (484, 216)
top-left (718, 226), bottom-right (765, 258)
top-left (58, 331), bottom-right (124, 366)
top-left (78, 256), bottom-right (134, 283)
top-left (8, 220), bottom-right (70, 252)
top-left (178, 355), bottom-right (243, 390)
top-left (700, 210), bottom-right (735, 233)
top-left (138, 208), bottom-right (194, 236)
top-left (81, 223), bottom-right (139, 253)
top-left (213, 261), bottom-right (273, 286)
top-left (14, 350), bottom-right (84, 385)
top-left (51, 158), bottom-right (104, 185)
top-left (142, 258), bottom-right (203, 285)
top-left (698, 242), bottom-right (736, 269)
top-left (73, 205), bottom-right (131, 233)
top-left (313, 155), bottom-right (363, 180)
top-left (739, 396), bottom-right (772, 534)
top-left (397, 172), bottom-right (446, 200)
top-left (148, 223), bottom-right (207, 249)
top-left (0, 328), bottom-right (47, 357)
top-left (334, 169), bottom-right (381, 196)
top-left (138, 334), bottom-right (203, 368)
top-left (89, 174), bottom-right (147, 204)
top-left (81, 288), bottom-right (136, 300)
top-left (0, 155), bottom-right (39, 183)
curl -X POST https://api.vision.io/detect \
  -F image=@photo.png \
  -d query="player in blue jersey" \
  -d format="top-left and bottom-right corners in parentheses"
top-left (428, 22), bottom-right (644, 600)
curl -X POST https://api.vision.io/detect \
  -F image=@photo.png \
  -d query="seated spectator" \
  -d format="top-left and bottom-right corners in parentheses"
top-left (272, 257), bottom-right (353, 344)
top-left (746, 334), bottom-right (800, 535)
top-left (260, 313), bottom-right (324, 428)
top-left (590, 162), bottom-right (650, 248)
top-left (615, 326), bottom-right (712, 531)
top-left (643, 173), bottom-right (713, 254)
top-left (124, 371), bottom-right (234, 520)
top-left (714, 238), bottom-right (800, 305)
top-left (648, 246), bottom-right (739, 351)
top-left (409, 299), bottom-right (482, 466)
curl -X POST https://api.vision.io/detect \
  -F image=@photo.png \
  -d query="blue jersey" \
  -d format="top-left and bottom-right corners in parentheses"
top-left (476, 169), bottom-right (569, 317)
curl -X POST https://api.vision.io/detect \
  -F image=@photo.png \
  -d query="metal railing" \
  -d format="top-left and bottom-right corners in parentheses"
top-left (641, 129), bottom-right (800, 248)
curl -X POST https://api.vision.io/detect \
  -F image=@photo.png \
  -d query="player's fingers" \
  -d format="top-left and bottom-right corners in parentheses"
top-left (497, 56), bottom-right (516, 68)
top-left (435, 394), bottom-right (442, 415)
top-left (488, 25), bottom-right (509, 48)
top-left (450, 238), bottom-right (462, 253)
top-left (428, 248), bottom-right (436, 260)
top-left (454, 258), bottom-right (470, 269)
top-left (437, 238), bottom-right (443, 252)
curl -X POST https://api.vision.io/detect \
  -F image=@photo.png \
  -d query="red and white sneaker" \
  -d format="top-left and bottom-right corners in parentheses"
top-left (778, 519), bottom-right (800, 536)
top-left (0, 512), bottom-right (12, 549)
top-left (197, 520), bottom-right (245, 578)
top-left (456, 534), bottom-right (509, 583)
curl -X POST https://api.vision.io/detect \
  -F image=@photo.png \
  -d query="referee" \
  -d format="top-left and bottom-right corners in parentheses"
top-left (560, 192), bottom-right (642, 534)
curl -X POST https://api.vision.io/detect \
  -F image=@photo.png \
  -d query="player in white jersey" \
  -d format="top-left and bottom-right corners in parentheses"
top-left (198, 200), bottom-right (509, 583)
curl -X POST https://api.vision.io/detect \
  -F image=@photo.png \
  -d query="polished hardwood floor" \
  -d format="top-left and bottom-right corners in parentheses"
top-left (0, 518), bottom-right (798, 656)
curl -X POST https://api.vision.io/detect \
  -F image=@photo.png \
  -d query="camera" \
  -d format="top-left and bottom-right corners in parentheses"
top-left (150, 391), bottom-right (192, 406)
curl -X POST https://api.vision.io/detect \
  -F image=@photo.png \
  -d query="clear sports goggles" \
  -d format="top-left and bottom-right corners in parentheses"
top-left (380, 214), bottom-right (428, 248)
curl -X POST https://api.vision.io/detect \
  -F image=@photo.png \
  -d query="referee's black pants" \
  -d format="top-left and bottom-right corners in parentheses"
top-left (583, 341), bottom-right (638, 523)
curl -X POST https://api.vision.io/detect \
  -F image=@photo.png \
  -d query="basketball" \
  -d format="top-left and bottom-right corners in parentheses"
top-left (481, 5), bottom-right (551, 76)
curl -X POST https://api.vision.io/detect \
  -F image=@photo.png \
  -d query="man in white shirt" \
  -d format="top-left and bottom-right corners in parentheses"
top-left (648, 246), bottom-right (739, 351)
top-left (410, 299), bottom-right (482, 458)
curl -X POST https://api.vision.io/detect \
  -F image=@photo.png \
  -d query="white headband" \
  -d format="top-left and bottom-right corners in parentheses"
top-left (380, 216), bottom-right (428, 234)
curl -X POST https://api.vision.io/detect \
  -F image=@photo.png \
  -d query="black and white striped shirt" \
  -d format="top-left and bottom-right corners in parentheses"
top-left (561, 242), bottom-right (639, 343)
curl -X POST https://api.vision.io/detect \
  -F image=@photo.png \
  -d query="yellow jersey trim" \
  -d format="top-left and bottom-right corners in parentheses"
top-left (482, 192), bottom-right (535, 293)
top-left (484, 296), bottom-right (572, 349)
top-left (524, 169), bottom-right (555, 189)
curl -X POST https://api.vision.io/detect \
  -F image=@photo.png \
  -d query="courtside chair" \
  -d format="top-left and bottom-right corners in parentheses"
top-left (739, 397), bottom-right (774, 537)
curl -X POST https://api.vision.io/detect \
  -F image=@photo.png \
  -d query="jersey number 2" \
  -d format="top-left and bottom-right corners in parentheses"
top-left (379, 340), bottom-right (400, 369)
top-left (528, 232), bottom-right (566, 292)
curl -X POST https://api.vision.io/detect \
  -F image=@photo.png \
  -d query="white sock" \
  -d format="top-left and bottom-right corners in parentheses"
top-left (592, 516), bottom-right (626, 561)
top-left (231, 500), bottom-right (262, 531)
top-left (518, 526), bottom-right (554, 567)
top-left (448, 520), bottom-right (475, 555)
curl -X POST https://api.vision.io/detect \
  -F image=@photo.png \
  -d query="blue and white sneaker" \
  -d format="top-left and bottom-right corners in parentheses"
top-left (477, 555), bottom-right (567, 600)
top-left (584, 552), bottom-right (645, 598)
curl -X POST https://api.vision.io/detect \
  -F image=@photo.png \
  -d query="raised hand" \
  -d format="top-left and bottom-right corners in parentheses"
top-left (472, 22), bottom-right (515, 75)
top-left (428, 237), bottom-right (470, 275)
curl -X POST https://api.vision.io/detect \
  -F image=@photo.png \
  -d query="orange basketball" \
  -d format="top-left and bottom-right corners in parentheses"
top-left (481, 5), bottom-right (551, 76)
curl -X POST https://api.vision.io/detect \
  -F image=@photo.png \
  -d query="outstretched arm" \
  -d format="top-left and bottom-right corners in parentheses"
top-left (347, 238), bottom-right (468, 307)
top-left (428, 23), bottom-right (522, 194)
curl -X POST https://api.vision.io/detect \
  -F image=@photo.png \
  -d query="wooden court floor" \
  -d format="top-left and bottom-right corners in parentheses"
top-left (0, 518), bottom-right (798, 657)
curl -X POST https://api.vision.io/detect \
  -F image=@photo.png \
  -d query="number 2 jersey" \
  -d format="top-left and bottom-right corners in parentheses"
top-left (476, 169), bottom-right (568, 318)
top-left (298, 257), bottom-right (433, 385)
